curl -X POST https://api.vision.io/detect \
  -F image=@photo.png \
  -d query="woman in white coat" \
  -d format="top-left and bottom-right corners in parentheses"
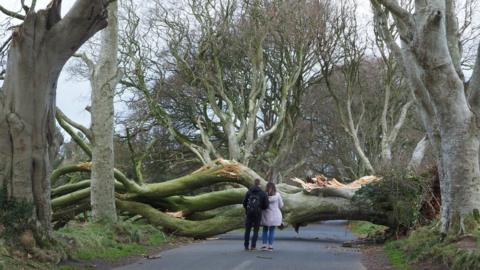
top-left (261, 182), bottom-right (283, 251)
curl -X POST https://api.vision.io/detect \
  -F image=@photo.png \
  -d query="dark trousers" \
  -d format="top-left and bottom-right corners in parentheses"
top-left (244, 214), bottom-right (261, 249)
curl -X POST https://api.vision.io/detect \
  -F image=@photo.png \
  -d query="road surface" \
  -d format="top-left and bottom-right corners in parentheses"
top-left (115, 220), bottom-right (366, 270)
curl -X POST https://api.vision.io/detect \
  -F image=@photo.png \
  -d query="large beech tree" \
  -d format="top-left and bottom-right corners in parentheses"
top-left (372, 0), bottom-right (480, 234)
top-left (0, 0), bottom-right (108, 233)
top-left (119, 0), bottom-right (323, 178)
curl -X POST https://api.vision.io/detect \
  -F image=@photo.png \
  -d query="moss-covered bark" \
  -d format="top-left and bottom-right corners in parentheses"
top-left (116, 200), bottom-right (245, 238)
top-left (156, 188), bottom-right (246, 214)
top-left (51, 159), bottom-right (391, 237)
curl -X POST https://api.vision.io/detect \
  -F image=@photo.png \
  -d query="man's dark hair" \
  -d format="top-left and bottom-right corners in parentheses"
top-left (254, 179), bottom-right (261, 186)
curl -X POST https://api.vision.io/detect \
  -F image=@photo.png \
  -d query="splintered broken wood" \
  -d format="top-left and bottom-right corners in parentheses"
top-left (291, 175), bottom-right (381, 192)
top-left (165, 211), bottom-right (185, 218)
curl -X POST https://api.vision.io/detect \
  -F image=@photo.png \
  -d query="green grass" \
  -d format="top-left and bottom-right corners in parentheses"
top-left (0, 254), bottom-right (55, 270)
top-left (349, 221), bottom-right (387, 237)
top-left (0, 220), bottom-right (174, 269)
top-left (55, 221), bottom-right (170, 261)
top-left (0, 237), bottom-right (57, 270)
top-left (383, 225), bottom-right (480, 270)
top-left (384, 241), bottom-right (412, 270)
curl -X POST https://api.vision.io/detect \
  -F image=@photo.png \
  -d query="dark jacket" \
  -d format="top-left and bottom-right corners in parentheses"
top-left (243, 186), bottom-right (269, 213)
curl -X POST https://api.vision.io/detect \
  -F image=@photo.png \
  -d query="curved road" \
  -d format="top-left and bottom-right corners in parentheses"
top-left (115, 220), bottom-right (366, 270)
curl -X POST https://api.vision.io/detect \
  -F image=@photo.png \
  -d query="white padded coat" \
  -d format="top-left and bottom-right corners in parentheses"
top-left (261, 192), bottom-right (284, 226)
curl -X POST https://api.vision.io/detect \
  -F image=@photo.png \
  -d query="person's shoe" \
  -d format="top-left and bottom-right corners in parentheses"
top-left (260, 246), bottom-right (267, 251)
top-left (250, 247), bottom-right (257, 251)
top-left (244, 246), bottom-right (249, 251)
top-left (268, 246), bottom-right (273, 251)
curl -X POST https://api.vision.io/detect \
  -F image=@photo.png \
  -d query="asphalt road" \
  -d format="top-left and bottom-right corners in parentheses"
top-left (115, 220), bottom-right (366, 270)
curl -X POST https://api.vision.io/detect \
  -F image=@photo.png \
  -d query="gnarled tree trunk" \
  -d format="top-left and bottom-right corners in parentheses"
top-left (372, 0), bottom-right (480, 234)
top-left (0, 0), bottom-right (108, 235)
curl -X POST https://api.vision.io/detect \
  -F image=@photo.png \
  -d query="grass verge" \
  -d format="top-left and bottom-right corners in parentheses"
top-left (384, 225), bottom-right (480, 270)
top-left (0, 220), bottom-right (172, 270)
top-left (349, 221), bottom-right (387, 237)
top-left (56, 221), bottom-right (170, 260)
top-left (384, 241), bottom-right (411, 270)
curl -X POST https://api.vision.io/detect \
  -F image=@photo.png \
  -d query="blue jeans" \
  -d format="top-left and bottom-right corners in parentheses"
top-left (262, 226), bottom-right (275, 245)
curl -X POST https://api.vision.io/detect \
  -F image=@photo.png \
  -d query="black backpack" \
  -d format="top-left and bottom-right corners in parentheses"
top-left (246, 192), bottom-right (262, 216)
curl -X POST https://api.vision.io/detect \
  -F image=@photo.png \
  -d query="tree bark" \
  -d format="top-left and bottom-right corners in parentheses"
top-left (412, 1), bottom-right (480, 234)
top-left (407, 136), bottom-right (428, 173)
top-left (372, 0), bottom-right (480, 234)
top-left (0, 0), bottom-right (107, 235)
top-left (380, 97), bottom-right (413, 164)
top-left (90, 1), bottom-right (119, 223)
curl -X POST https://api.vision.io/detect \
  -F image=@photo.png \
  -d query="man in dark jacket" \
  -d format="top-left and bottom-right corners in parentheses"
top-left (243, 179), bottom-right (268, 251)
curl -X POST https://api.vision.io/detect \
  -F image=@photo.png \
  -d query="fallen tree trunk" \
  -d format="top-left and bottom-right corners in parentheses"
top-left (51, 159), bottom-right (393, 238)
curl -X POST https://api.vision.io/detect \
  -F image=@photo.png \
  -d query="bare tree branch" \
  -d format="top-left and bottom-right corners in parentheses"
top-left (387, 99), bottom-right (414, 143)
top-left (197, 117), bottom-right (220, 159)
top-left (30, 0), bottom-right (37, 11)
top-left (55, 109), bottom-right (92, 158)
top-left (73, 53), bottom-right (95, 76)
top-left (21, 0), bottom-right (28, 13)
top-left (125, 127), bottom-right (153, 185)
top-left (372, 1), bottom-right (435, 122)
top-left (253, 65), bottom-right (302, 146)
top-left (372, 0), bottom-right (410, 24)
top-left (49, 0), bottom-right (108, 62)
top-left (407, 135), bottom-right (428, 172)
top-left (445, 0), bottom-right (464, 81)
top-left (468, 43), bottom-right (480, 114)
top-left (0, 4), bottom-right (25, 20)
top-left (56, 107), bottom-right (93, 142)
